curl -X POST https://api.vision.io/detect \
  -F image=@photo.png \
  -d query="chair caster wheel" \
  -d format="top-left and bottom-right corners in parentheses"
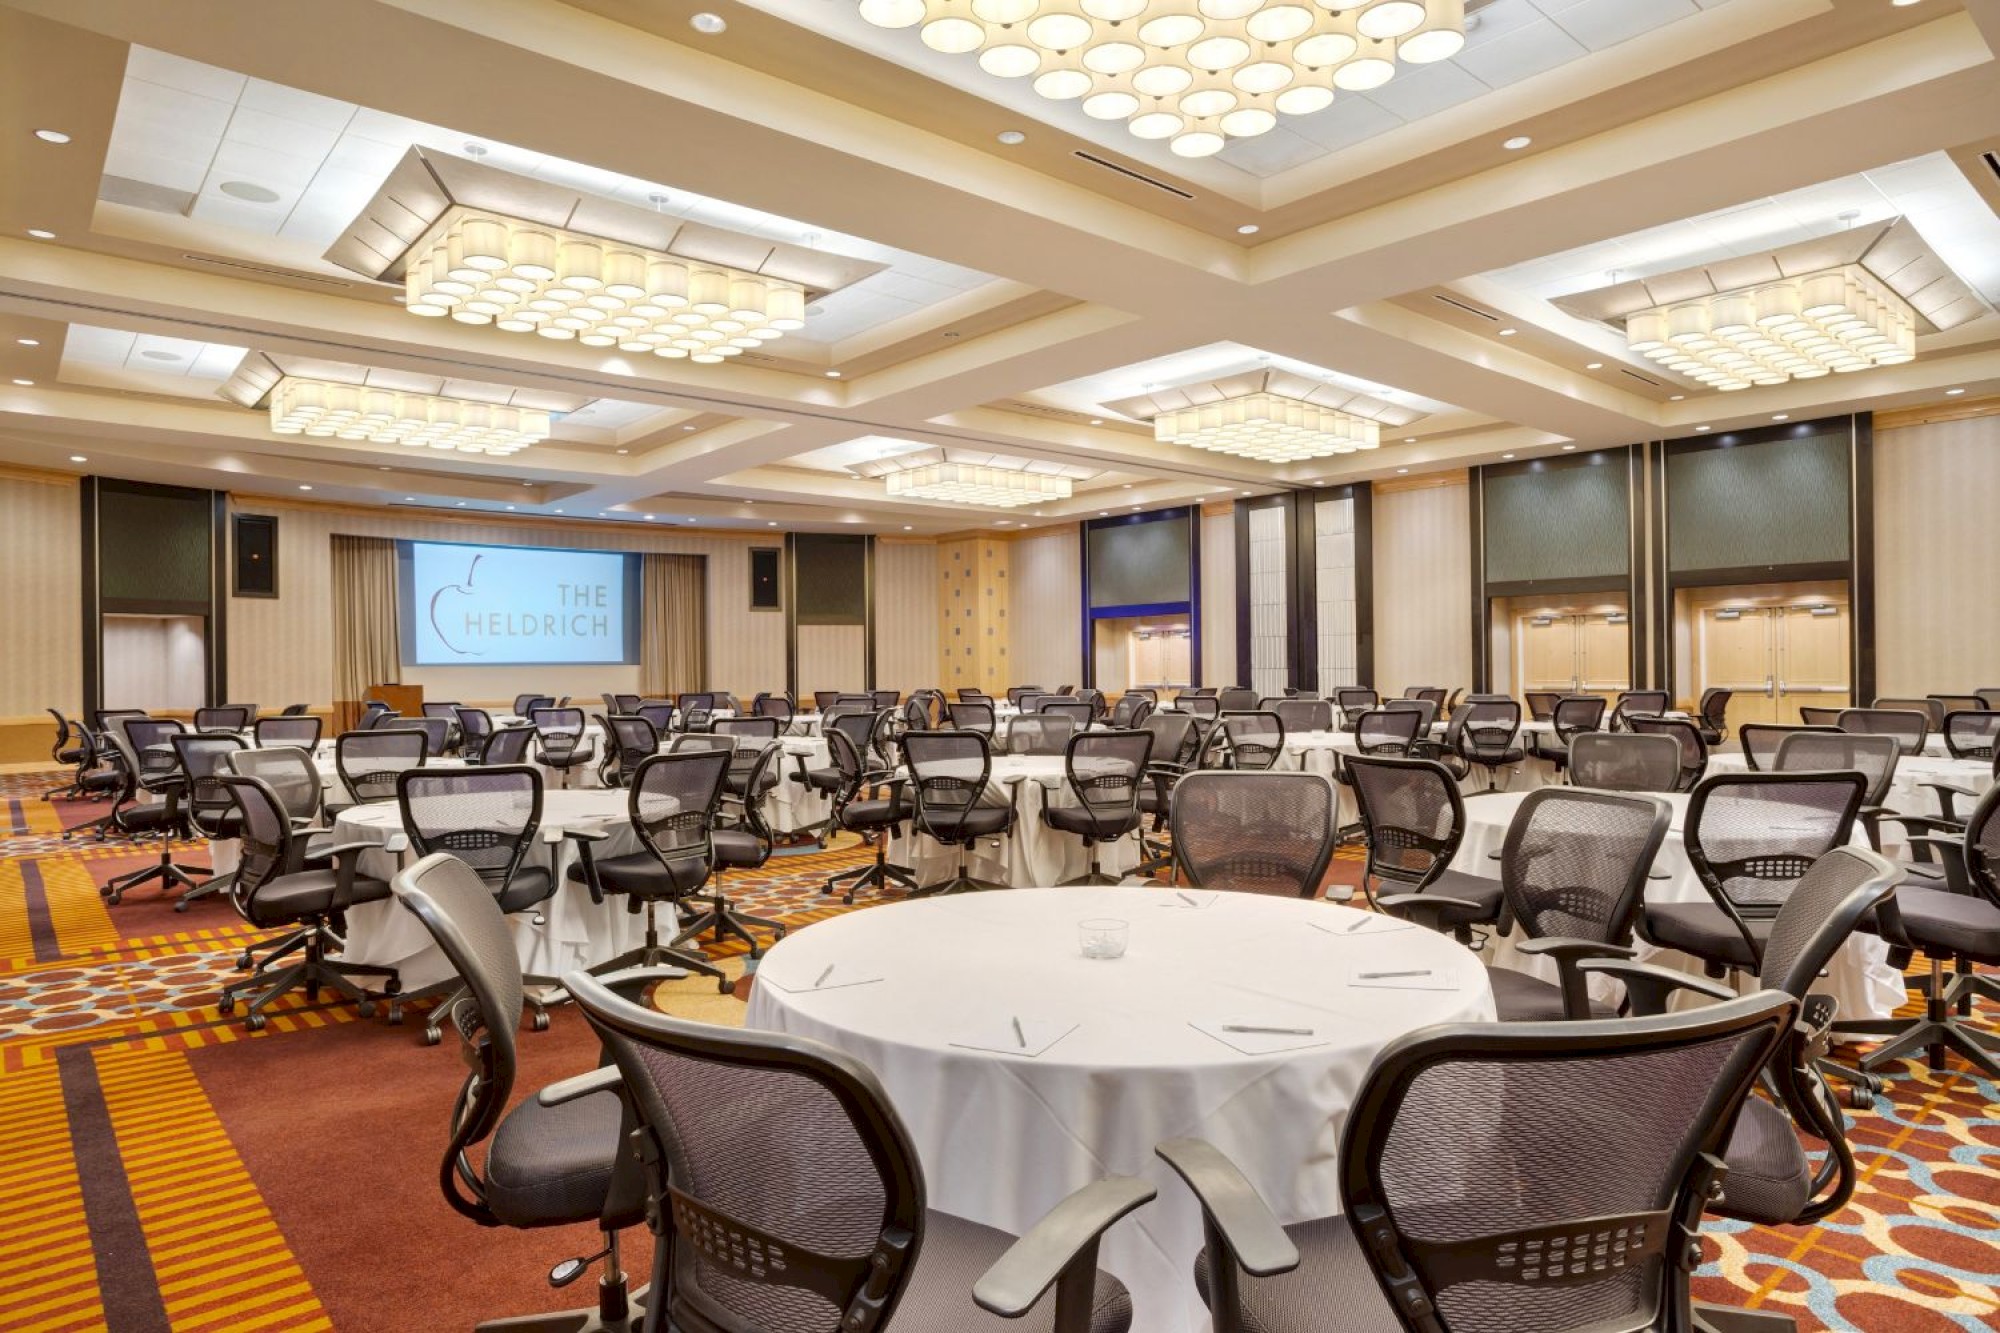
top-left (530, 1010), bottom-right (550, 1032)
top-left (245, 1014), bottom-right (266, 1032)
top-left (235, 953), bottom-right (252, 970)
top-left (748, 946), bottom-right (764, 961)
top-left (423, 1027), bottom-right (442, 1046)
top-left (383, 978), bottom-right (400, 996)
top-left (357, 1001), bottom-right (375, 1018)
top-left (386, 1004), bottom-right (404, 1025)
top-left (1845, 1085), bottom-right (1875, 1110)
top-left (219, 996), bottom-right (236, 1015)
top-left (717, 978), bottom-right (734, 995)
top-left (174, 899), bottom-right (191, 913)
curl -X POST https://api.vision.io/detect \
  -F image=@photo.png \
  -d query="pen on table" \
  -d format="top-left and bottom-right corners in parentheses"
top-left (1358, 970), bottom-right (1431, 980)
top-left (1176, 891), bottom-right (1199, 908)
top-left (1344, 916), bottom-right (1372, 934)
top-left (1011, 1016), bottom-right (1027, 1049)
top-left (1222, 1024), bottom-right (1314, 1036)
top-left (814, 964), bottom-right (835, 989)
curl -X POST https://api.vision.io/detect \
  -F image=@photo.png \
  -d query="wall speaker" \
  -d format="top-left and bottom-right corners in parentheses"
top-left (233, 513), bottom-right (279, 597)
top-left (749, 546), bottom-right (781, 610)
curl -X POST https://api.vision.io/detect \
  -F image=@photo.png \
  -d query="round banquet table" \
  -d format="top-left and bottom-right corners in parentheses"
top-left (1448, 789), bottom-right (1903, 1021)
top-left (1706, 751), bottom-right (1994, 835)
top-left (895, 754), bottom-right (1143, 887)
top-left (744, 887), bottom-right (1495, 1332)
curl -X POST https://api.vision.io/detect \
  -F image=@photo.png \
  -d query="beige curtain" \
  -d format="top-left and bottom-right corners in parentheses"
top-left (331, 535), bottom-right (401, 706)
top-left (642, 553), bottom-right (706, 697)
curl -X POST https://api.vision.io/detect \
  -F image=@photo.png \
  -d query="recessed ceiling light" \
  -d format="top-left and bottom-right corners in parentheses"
top-left (219, 180), bottom-right (281, 203)
top-left (687, 518), bottom-right (696, 524)
top-left (457, 500), bottom-right (467, 506)
top-left (1696, 425), bottom-right (1712, 432)
top-left (1502, 136), bottom-right (1532, 151)
top-left (1089, 418), bottom-right (1103, 426)
top-left (1122, 483), bottom-right (1132, 489)
top-left (1396, 468), bottom-right (1409, 474)
top-left (1585, 362), bottom-right (1603, 370)
top-left (690, 11), bottom-right (726, 32)
top-left (1670, 394), bottom-right (1685, 401)
top-left (1772, 413), bottom-right (1789, 421)
top-left (298, 484), bottom-right (313, 491)
top-left (33, 129), bottom-right (70, 144)
top-left (1237, 224), bottom-right (1260, 235)
top-left (617, 448), bottom-right (629, 455)
top-left (1098, 511), bottom-right (1109, 517)
top-left (11, 378), bottom-right (32, 386)
top-left (16, 338), bottom-right (38, 346)
top-left (1497, 327), bottom-right (1517, 337)
top-left (1501, 453), bottom-right (1514, 459)
top-left (405, 496), bottom-right (415, 501)
top-left (1945, 387), bottom-right (1965, 396)
top-left (996, 130), bottom-right (1026, 145)
top-left (26, 229), bottom-right (54, 240)
top-left (1891, 0), bottom-right (1922, 6)
top-left (825, 370), bottom-right (842, 378)
top-left (1561, 444), bottom-right (1576, 451)
top-left (643, 514), bottom-right (655, 520)
top-left (768, 521), bottom-right (778, 527)
top-left (682, 424), bottom-right (697, 431)
top-left (378, 465), bottom-right (391, 471)
top-left (1240, 490), bottom-right (1251, 496)
top-left (553, 508), bottom-right (563, 514)
top-left (903, 525), bottom-right (913, 531)
top-left (69, 454), bottom-right (86, 463)
top-left (505, 505), bottom-right (515, 511)
top-left (1403, 437), bottom-right (1415, 444)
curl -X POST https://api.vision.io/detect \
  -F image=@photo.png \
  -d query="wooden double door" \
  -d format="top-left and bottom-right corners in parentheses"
top-left (1521, 612), bottom-right (1631, 704)
top-left (1693, 594), bottom-right (1851, 728)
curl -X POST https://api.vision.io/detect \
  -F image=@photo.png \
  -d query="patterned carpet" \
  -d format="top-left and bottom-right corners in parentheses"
top-left (1, 769), bottom-right (1995, 1331)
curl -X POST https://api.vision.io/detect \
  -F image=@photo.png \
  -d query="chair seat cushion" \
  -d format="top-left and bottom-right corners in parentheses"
top-left (1192, 1214), bottom-right (1398, 1333)
top-left (248, 869), bottom-right (391, 925)
top-left (710, 827), bottom-right (766, 869)
top-left (484, 1087), bottom-right (634, 1231)
top-left (922, 805), bottom-right (1014, 840)
top-left (1420, 868), bottom-right (1505, 925)
top-left (1891, 886), bottom-right (2000, 958)
top-left (564, 850), bottom-right (707, 899)
top-left (792, 766), bottom-right (844, 793)
top-left (887, 1208), bottom-right (1132, 1333)
top-left (1715, 1094), bottom-right (1810, 1226)
top-left (1040, 804), bottom-right (1138, 839)
top-left (1642, 901), bottom-right (1768, 970)
top-left (496, 865), bottom-right (554, 915)
top-left (843, 797), bottom-right (909, 829)
top-left (1485, 963), bottom-right (1617, 1021)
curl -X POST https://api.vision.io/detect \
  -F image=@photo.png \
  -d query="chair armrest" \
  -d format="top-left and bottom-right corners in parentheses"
top-left (1517, 936), bottom-right (1636, 1020)
top-left (1153, 1139), bottom-right (1299, 1278)
top-left (324, 834), bottom-right (403, 861)
top-left (563, 826), bottom-right (613, 842)
top-left (1575, 959), bottom-right (1732, 1017)
top-left (1920, 781), bottom-right (1977, 801)
top-left (971, 1176), bottom-right (1157, 1319)
top-left (1904, 835), bottom-right (1970, 891)
top-left (591, 963), bottom-right (696, 999)
top-left (1376, 891), bottom-right (1485, 935)
top-left (536, 1064), bottom-right (622, 1108)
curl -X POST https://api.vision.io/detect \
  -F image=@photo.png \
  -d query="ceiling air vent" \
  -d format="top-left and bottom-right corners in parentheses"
top-left (179, 253), bottom-right (358, 289)
top-left (1620, 368), bottom-right (1664, 387)
top-left (1983, 150), bottom-right (2000, 184)
top-left (1433, 294), bottom-right (1499, 321)
top-left (1072, 152), bottom-right (1196, 200)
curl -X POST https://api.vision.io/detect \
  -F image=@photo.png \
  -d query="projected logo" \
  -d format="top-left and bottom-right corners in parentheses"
top-left (427, 552), bottom-right (486, 657)
top-left (417, 547), bottom-right (620, 663)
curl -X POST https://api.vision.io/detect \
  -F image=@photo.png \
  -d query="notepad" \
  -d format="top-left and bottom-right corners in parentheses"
top-left (949, 1018), bottom-right (1076, 1058)
top-left (1308, 914), bottom-right (1413, 938)
top-left (1189, 1020), bottom-right (1330, 1055)
top-left (1155, 891), bottom-right (1220, 910)
top-left (759, 969), bottom-right (885, 995)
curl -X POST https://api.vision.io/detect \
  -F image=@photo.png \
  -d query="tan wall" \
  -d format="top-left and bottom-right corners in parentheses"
top-left (874, 539), bottom-right (940, 693)
top-left (1009, 526), bottom-right (1083, 690)
top-left (1874, 415), bottom-right (2000, 698)
top-left (795, 623), bottom-right (870, 696)
top-left (0, 472), bottom-right (83, 759)
top-left (1373, 480), bottom-right (1473, 693)
top-left (1200, 508), bottom-right (1236, 686)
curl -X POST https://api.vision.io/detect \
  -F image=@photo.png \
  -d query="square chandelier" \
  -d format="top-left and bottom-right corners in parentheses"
top-left (1624, 265), bottom-right (1916, 390)
top-left (886, 463), bottom-right (1074, 506)
top-left (403, 207), bottom-right (808, 363)
top-left (1155, 389), bottom-right (1380, 461)
top-left (269, 377), bottom-right (551, 455)
top-left (857, 0), bottom-right (1465, 158)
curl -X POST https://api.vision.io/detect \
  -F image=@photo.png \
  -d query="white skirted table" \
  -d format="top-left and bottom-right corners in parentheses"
top-left (895, 754), bottom-right (1144, 887)
top-left (1706, 751), bottom-right (1994, 833)
top-left (1447, 789), bottom-right (1902, 1021)
top-left (744, 887), bottom-right (1494, 1333)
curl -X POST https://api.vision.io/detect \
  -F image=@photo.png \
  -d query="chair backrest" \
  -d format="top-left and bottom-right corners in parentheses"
top-left (955, 687), bottom-right (991, 703)
top-left (453, 707), bottom-right (494, 745)
top-left (902, 730), bottom-right (993, 842)
top-left (1943, 709), bottom-right (2000, 760)
top-left (1568, 732), bottom-right (1682, 793)
top-left (397, 765), bottom-right (542, 888)
top-left (1035, 698), bottom-right (1093, 726)
top-left (566, 970), bottom-right (929, 1332)
top-left (1170, 771), bottom-right (1337, 897)
top-left (1757, 846), bottom-right (1898, 996)
top-left (1523, 690), bottom-right (1562, 722)
top-left (677, 693), bottom-right (716, 717)
top-left (1405, 686), bottom-right (1448, 711)
top-left (1339, 992), bottom-right (1794, 1333)
top-left (1006, 713), bottom-right (1077, 756)
top-left (666, 734), bottom-right (735, 756)
top-left (1062, 728), bottom-right (1153, 833)
top-left (478, 726), bottom-right (532, 766)
top-left (614, 693), bottom-right (643, 713)
top-left (124, 717), bottom-right (188, 786)
top-left (253, 715), bottom-right (323, 749)
top-left (1874, 696), bottom-right (1944, 730)
top-left (1004, 685), bottom-right (1041, 706)
top-left (1382, 697), bottom-right (1438, 734)
top-left (1107, 693), bottom-right (1147, 728)
top-left (171, 732), bottom-right (249, 818)
top-left (1961, 783), bottom-right (2000, 911)
top-left (280, 703), bottom-right (310, 716)
top-left (1355, 706), bottom-right (1424, 756)
top-left (811, 690), bottom-right (842, 713)
top-left (603, 716), bottom-right (660, 784)
top-left (946, 700), bottom-right (996, 735)
top-left (1272, 697), bottom-right (1334, 733)
top-left (1611, 689), bottom-right (1670, 725)
top-left (1928, 693), bottom-right (1985, 715)
top-left (1550, 694), bottom-right (1607, 742)
top-left (635, 702), bottom-right (676, 735)
top-left (753, 694), bottom-right (795, 722)
top-left (1216, 686), bottom-right (1260, 712)
top-left (626, 750), bottom-right (730, 874)
top-left (1684, 771), bottom-right (1866, 925)
top-left (1178, 694), bottom-right (1221, 720)
top-left (1629, 715), bottom-right (1707, 791)
top-left (1797, 705), bottom-right (1841, 726)
top-left (1218, 710), bottom-right (1286, 771)
top-left (225, 745), bottom-right (323, 826)
top-left (194, 704), bottom-right (252, 732)
top-left (1697, 687), bottom-right (1734, 733)
top-left (1975, 687), bottom-right (2000, 711)
top-left (511, 692), bottom-right (545, 716)
top-left (1500, 787), bottom-right (1670, 945)
top-left (335, 728), bottom-right (429, 803)
top-left (1455, 699), bottom-right (1522, 761)
top-left (359, 708), bottom-right (403, 731)
top-left (1140, 710), bottom-right (1199, 769)
top-left (1773, 730), bottom-right (1899, 807)
top-left (827, 710), bottom-right (883, 768)
top-left (869, 689), bottom-right (899, 710)
top-left (395, 716), bottom-right (451, 755)
top-left (1347, 755), bottom-right (1465, 894)
top-left (715, 715), bottom-right (781, 742)
top-left (388, 853), bottom-right (530, 1227)
top-left (1838, 707), bottom-right (1928, 756)
top-left (1738, 723), bottom-right (1839, 772)
top-left (423, 701), bottom-right (462, 723)
top-left (1333, 687), bottom-right (1379, 724)
top-left (217, 774), bottom-right (302, 896)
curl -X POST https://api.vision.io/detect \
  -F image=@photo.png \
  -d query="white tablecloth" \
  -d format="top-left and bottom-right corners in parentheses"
top-left (744, 888), bottom-right (1494, 1333)
top-left (331, 788), bottom-right (647, 989)
top-left (897, 754), bottom-right (1143, 887)
top-left (1448, 790), bottom-right (1901, 1021)
top-left (1707, 751), bottom-right (1993, 831)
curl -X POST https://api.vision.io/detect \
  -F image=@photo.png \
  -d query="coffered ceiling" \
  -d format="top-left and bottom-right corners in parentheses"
top-left (1, 0), bottom-right (1998, 536)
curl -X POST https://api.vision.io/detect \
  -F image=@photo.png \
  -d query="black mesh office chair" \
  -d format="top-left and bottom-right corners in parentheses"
top-left (1404, 685), bottom-right (1447, 711)
top-left (1041, 729), bottom-right (1153, 886)
top-left (822, 726), bottom-right (918, 904)
top-left (1007, 714), bottom-right (1078, 756)
top-left (1837, 707), bottom-right (1928, 757)
top-left (1107, 693), bottom-right (1152, 728)
top-left (447, 707), bottom-right (491, 762)
top-left (52, 714), bottom-right (121, 815)
top-left (530, 707), bottom-right (596, 788)
top-left (1158, 991), bottom-right (1795, 1333)
top-left (1856, 783), bottom-right (2000, 1083)
top-left (685, 740), bottom-right (789, 958)
top-left (1135, 711), bottom-right (1201, 878)
top-left (1638, 769), bottom-right (1866, 990)
top-left (612, 693), bottom-right (643, 714)
top-left (566, 969), bottom-right (1151, 1333)
top-left (1737, 723), bottom-right (1838, 771)
top-left (1408, 705), bottom-right (1472, 781)
top-left (1930, 693), bottom-right (1986, 715)
top-left (869, 688), bottom-right (900, 710)
top-left (1770, 730), bottom-right (1906, 859)
top-left (1213, 711), bottom-right (1285, 771)
top-left (194, 704), bottom-right (253, 732)
top-left (955, 687), bottom-right (992, 704)
top-left (398, 765), bottom-right (563, 1043)
top-left (1171, 771), bottom-right (1337, 897)
top-left (422, 701), bottom-right (465, 753)
top-left (397, 716), bottom-right (452, 757)
top-left (905, 730), bottom-right (1014, 895)
top-left (1382, 696), bottom-right (1438, 734)
top-left (390, 854), bottom-right (650, 1333)
top-left (215, 774), bottom-right (400, 1029)
top-left (947, 700), bottom-right (997, 736)
top-left (677, 693), bottom-right (717, 732)
top-left (1004, 685), bottom-right (1041, 706)
top-left (1567, 732), bottom-right (1682, 793)
top-left (1695, 687), bottom-right (1734, 745)
top-left (564, 750), bottom-right (735, 993)
top-left (1353, 707), bottom-right (1423, 758)
top-left (1399, 787), bottom-right (1670, 1022)
top-left (1455, 698), bottom-right (1525, 791)
top-left (1943, 709), bottom-right (2000, 760)
top-left (101, 717), bottom-right (207, 904)
top-left (1610, 689), bottom-right (1670, 731)
top-left (1037, 698), bottom-right (1093, 729)
top-left (253, 715), bottom-right (322, 749)
top-left (1522, 690), bottom-right (1561, 723)
top-left (334, 728), bottom-right (428, 808)
top-left (1874, 696), bottom-right (1944, 730)
top-left (714, 720), bottom-right (784, 813)
top-left (1798, 705), bottom-right (1840, 726)
top-left (359, 708), bottom-right (406, 731)
top-left (1177, 695), bottom-right (1221, 722)
top-left (1347, 754), bottom-right (1503, 945)
top-left (1529, 694), bottom-right (1606, 773)
top-left (43, 708), bottom-right (91, 800)
top-left (511, 692), bottom-right (546, 717)
top-left (600, 716), bottom-right (660, 789)
top-left (1216, 686), bottom-right (1260, 713)
top-left (1272, 697), bottom-right (1333, 733)
top-left (168, 732), bottom-right (249, 911)
top-left (1631, 715), bottom-right (1709, 791)
top-left (1332, 687), bottom-right (1378, 732)
top-left (479, 725), bottom-right (534, 767)
top-left (1073, 687), bottom-right (1105, 721)
top-left (633, 702), bottom-right (675, 737)
top-left (63, 713), bottom-right (146, 842)
top-left (222, 745), bottom-right (336, 977)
